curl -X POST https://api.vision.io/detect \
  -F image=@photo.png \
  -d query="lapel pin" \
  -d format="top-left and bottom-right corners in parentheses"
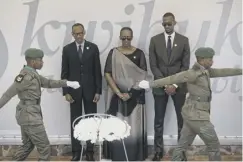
top-left (174, 44), bottom-right (177, 47)
top-left (86, 47), bottom-right (89, 50)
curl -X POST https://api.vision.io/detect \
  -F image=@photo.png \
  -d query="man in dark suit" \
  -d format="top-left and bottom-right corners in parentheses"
top-left (61, 23), bottom-right (102, 161)
top-left (149, 12), bottom-right (190, 161)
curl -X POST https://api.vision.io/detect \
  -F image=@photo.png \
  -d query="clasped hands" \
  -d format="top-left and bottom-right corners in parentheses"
top-left (116, 92), bottom-right (131, 101)
top-left (164, 85), bottom-right (176, 95)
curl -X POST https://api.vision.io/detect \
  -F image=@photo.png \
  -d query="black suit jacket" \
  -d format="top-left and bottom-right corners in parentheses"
top-left (149, 32), bottom-right (190, 94)
top-left (61, 40), bottom-right (102, 100)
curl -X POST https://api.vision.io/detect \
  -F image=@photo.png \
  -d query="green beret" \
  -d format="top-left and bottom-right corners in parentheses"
top-left (24, 48), bottom-right (44, 58)
top-left (195, 47), bottom-right (215, 58)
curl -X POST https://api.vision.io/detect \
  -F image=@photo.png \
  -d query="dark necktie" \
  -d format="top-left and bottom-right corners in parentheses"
top-left (78, 45), bottom-right (83, 60)
top-left (167, 36), bottom-right (172, 59)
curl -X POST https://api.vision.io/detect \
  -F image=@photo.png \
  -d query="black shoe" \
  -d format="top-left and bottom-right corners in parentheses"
top-left (152, 152), bottom-right (163, 161)
top-left (182, 151), bottom-right (187, 161)
top-left (71, 152), bottom-right (81, 161)
top-left (86, 152), bottom-right (95, 161)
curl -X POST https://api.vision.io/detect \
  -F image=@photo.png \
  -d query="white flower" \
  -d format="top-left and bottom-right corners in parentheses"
top-left (86, 46), bottom-right (89, 50)
top-left (73, 116), bottom-right (131, 143)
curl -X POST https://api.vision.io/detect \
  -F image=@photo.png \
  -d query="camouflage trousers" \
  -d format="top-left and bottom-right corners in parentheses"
top-left (172, 120), bottom-right (221, 161)
top-left (12, 124), bottom-right (51, 161)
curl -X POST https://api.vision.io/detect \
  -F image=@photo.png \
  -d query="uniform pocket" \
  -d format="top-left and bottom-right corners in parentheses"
top-left (25, 105), bottom-right (42, 123)
top-left (26, 105), bottom-right (41, 113)
top-left (195, 103), bottom-right (210, 120)
top-left (197, 111), bottom-right (210, 120)
top-left (182, 101), bottom-right (196, 119)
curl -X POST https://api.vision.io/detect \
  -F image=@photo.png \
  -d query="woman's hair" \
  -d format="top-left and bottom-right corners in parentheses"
top-left (120, 27), bottom-right (133, 36)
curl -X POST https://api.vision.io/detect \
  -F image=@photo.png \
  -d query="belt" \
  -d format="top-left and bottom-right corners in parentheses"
top-left (20, 99), bottom-right (40, 105)
top-left (188, 95), bottom-right (211, 102)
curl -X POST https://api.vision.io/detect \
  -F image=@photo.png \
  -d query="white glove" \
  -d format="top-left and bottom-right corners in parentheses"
top-left (67, 81), bottom-right (80, 89)
top-left (138, 80), bottom-right (150, 89)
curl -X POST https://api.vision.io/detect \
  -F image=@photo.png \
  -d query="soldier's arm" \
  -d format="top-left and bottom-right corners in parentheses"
top-left (0, 83), bottom-right (19, 108)
top-left (149, 70), bottom-right (198, 88)
top-left (208, 68), bottom-right (242, 78)
top-left (0, 74), bottom-right (32, 108)
top-left (39, 75), bottom-right (67, 88)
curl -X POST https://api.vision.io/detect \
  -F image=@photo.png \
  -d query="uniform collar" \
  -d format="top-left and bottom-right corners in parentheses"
top-left (193, 62), bottom-right (205, 69)
top-left (23, 65), bottom-right (38, 74)
top-left (75, 40), bottom-right (85, 47)
top-left (192, 62), bottom-right (208, 75)
top-left (198, 62), bottom-right (206, 70)
top-left (24, 65), bottom-right (35, 70)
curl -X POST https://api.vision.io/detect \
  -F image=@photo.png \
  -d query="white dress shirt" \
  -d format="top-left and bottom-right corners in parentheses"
top-left (164, 32), bottom-right (178, 88)
top-left (164, 32), bottom-right (175, 48)
top-left (76, 40), bottom-right (85, 52)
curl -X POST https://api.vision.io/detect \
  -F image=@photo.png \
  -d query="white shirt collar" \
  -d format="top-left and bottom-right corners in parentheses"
top-left (75, 40), bottom-right (85, 51)
top-left (164, 32), bottom-right (175, 47)
top-left (164, 32), bottom-right (175, 39)
top-left (76, 40), bottom-right (85, 47)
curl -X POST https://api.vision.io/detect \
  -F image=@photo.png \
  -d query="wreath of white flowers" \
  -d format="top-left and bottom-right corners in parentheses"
top-left (73, 115), bottom-right (131, 143)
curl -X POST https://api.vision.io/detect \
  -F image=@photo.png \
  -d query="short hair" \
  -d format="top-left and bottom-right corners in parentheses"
top-left (72, 23), bottom-right (84, 31)
top-left (196, 56), bottom-right (204, 62)
top-left (25, 57), bottom-right (36, 62)
top-left (120, 27), bottom-right (133, 36)
top-left (163, 12), bottom-right (175, 20)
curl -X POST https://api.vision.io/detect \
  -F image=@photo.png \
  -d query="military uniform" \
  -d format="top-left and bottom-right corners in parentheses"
top-left (149, 47), bottom-right (242, 161)
top-left (0, 48), bottom-right (68, 161)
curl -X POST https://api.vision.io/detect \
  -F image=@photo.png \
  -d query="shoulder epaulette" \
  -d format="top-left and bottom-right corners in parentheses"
top-left (14, 73), bottom-right (27, 83)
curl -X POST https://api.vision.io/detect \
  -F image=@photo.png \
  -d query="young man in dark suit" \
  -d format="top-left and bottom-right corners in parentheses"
top-left (149, 12), bottom-right (190, 160)
top-left (61, 23), bottom-right (102, 161)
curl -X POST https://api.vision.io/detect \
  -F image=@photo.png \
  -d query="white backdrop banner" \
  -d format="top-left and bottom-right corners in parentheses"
top-left (0, 0), bottom-right (242, 145)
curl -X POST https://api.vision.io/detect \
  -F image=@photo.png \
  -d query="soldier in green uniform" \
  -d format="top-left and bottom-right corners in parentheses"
top-left (0, 48), bottom-right (80, 161)
top-left (138, 47), bottom-right (242, 161)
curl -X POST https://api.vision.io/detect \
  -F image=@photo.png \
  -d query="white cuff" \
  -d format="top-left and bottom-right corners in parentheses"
top-left (173, 84), bottom-right (178, 88)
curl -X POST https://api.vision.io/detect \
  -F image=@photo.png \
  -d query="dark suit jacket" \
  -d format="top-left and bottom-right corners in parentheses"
top-left (149, 32), bottom-right (190, 94)
top-left (61, 40), bottom-right (102, 100)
